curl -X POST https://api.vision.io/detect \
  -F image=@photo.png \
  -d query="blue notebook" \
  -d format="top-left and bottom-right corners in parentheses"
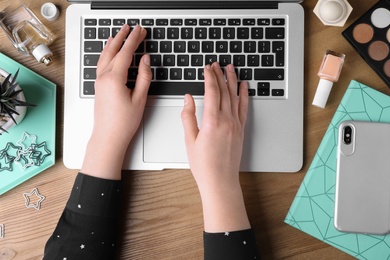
top-left (285, 80), bottom-right (390, 259)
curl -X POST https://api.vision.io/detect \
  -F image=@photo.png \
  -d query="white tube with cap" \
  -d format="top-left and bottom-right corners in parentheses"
top-left (312, 79), bottom-right (334, 108)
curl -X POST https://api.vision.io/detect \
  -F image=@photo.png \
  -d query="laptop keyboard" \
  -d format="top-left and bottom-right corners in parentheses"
top-left (82, 16), bottom-right (287, 99)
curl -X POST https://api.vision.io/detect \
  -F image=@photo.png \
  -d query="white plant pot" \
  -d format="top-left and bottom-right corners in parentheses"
top-left (0, 68), bottom-right (27, 134)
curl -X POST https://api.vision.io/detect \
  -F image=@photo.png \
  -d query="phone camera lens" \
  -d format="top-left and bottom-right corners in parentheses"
top-left (343, 126), bottom-right (352, 144)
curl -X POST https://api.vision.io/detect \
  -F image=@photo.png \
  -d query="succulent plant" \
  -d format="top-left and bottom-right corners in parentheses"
top-left (0, 69), bottom-right (35, 134)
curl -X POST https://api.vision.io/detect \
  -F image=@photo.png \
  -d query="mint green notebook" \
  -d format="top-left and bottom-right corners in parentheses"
top-left (285, 80), bottom-right (390, 259)
top-left (0, 53), bottom-right (56, 195)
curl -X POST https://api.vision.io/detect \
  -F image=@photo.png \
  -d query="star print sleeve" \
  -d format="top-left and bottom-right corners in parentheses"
top-left (43, 173), bottom-right (121, 260)
top-left (204, 229), bottom-right (261, 260)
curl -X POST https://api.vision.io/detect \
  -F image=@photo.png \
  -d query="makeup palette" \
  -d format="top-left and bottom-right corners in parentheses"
top-left (342, 0), bottom-right (390, 87)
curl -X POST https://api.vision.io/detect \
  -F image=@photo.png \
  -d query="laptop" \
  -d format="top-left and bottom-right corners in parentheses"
top-left (63, 0), bottom-right (304, 172)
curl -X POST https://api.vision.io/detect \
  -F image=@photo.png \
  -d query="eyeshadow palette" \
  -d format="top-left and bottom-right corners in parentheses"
top-left (342, 0), bottom-right (390, 87)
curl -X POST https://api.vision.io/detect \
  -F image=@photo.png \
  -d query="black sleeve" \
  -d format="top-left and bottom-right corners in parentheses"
top-left (43, 173), bottom-right (121, 260)
top-left (204, 229), bottom-right (261, 260)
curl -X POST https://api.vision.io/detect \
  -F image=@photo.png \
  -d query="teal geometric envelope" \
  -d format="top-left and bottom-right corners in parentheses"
top-left (0, 53), bottom-right (56, 195)
top-left (285, 80), bottom-right (390, 259)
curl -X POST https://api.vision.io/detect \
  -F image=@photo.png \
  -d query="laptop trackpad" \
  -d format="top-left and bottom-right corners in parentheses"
top-left (143, 106), bottom-right (201, 164)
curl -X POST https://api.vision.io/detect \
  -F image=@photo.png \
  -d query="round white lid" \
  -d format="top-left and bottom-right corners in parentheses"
top-left (41, 3), bottom-right (60, 21)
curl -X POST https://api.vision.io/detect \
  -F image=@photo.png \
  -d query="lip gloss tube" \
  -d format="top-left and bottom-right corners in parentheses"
top-left (312, 50), bottom-right (345, 108)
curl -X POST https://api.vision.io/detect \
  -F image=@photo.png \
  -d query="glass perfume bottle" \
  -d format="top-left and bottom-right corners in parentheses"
top-left (0, 1), bottom-right (54, 65)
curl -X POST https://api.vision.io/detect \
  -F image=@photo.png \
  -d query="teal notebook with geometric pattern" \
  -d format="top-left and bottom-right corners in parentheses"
top-left (285, 80), bottom-right (390, 259)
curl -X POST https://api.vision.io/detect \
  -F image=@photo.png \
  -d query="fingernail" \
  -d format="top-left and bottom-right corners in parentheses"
top-left (184, 94), bottom-right (192, 106)
top-left (205, 64), bottom-right (211, 70)
top-left (228, 64), bottom-right (235, 72)
top-left (241, 81), bottom-right (248, 89)
top-left (121, 24), bottom-right (129, 31)
top-left (143, 54), bottom-right (150, 66)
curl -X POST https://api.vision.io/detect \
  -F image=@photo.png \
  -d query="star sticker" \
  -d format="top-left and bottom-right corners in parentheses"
top-left (30, 141), bottom-right (51, 165)
top-left (243, 241), bottom-right (247, 245)
top-left (16, 132), bottom-right (37, 151)
top-left (14, 149), bottom-right (34, 171)
top-left (80, 244), bottom-right (85, 249)
top-left (29, 149), bottom-right (42, 166)
top-left (23, 188), bottom-right (46, 210)
top-left (224, 232), bottom-right (229, 236)
top-left (0, 133), bottom-right (52, 173)
top-left (0, 142), bottom-right (22, 161)
top-left (0, 155), bottom-right (13, 172)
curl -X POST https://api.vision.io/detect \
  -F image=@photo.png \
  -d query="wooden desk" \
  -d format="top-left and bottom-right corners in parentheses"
top-left (0, 0), bottom-right (386, 259)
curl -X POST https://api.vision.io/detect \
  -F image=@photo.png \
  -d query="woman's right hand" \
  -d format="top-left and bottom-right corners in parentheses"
top-left (181, 62), bottom-right (250, 232)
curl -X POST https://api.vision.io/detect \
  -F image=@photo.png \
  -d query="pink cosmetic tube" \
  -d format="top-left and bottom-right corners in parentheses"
top-left (312, 50), bottom-right (345, 108)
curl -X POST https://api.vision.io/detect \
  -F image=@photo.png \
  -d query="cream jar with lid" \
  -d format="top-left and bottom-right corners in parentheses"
top-left (314, 0), bottom-right (353, 27)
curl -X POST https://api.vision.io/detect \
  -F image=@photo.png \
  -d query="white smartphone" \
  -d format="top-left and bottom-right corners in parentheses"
top-left (334, 121), bottom-right (390, 235)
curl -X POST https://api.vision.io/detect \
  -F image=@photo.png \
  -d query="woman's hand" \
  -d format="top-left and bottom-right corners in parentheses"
top-left (181, 62), bottom-right (250, 232)
top-left (81, 24), bottom-right (152, 180)
top-left (93, 24), bottom-right (151, 148)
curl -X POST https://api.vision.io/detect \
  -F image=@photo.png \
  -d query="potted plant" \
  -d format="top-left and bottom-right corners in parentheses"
top-left (0, 68), bottom-right (35, 134)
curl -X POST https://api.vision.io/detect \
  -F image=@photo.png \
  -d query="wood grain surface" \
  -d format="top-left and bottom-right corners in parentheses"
top-left (0, 0), bottom-right (386, 259)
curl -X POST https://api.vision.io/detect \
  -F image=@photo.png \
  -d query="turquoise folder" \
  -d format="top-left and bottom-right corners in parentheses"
top-left (285, 80), bottom-right (390, 259)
